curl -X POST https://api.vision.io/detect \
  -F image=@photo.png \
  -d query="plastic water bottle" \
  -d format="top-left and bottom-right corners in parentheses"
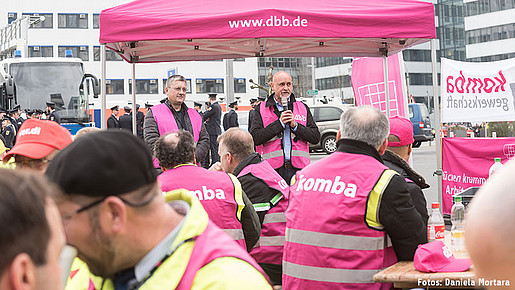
top-left (450, 196), bottom-right (465, 252)
top-left (489, 158), bottom-right (504, 177)
top-left (427, 202), bottom-right (445, 242)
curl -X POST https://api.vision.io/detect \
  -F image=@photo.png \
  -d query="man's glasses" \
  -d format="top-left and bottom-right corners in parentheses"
top-left (62, 193), bottom-right (156, 220)
top-left (14, 158), bottom-right (51, 169)
top-left (170, 87), bottom-right (187, 93)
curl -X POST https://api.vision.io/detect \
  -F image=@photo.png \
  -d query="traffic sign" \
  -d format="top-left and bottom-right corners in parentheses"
top-left (307, 89), bottom-right (318, 96)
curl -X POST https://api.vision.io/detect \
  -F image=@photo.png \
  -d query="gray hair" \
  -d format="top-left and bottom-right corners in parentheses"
top-left (340, 106), bottom-right (389, 149)
top-left (165, 75), bottom-right (186, 88)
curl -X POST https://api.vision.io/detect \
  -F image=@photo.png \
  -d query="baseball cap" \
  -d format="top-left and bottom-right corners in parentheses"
top-left (388, 116), bottom-right (414, 147)
top-left (3, 119), bottom-right (72, 162)
top-left (45, 130), bottom-right (156, 197)
top-left (414, 241), bottom-right (471, 273)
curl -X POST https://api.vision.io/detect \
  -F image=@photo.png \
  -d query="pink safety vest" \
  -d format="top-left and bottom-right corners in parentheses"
top-left (259, 101), bottom-right (310, 169)
top-left (237, 161), bottom-right (289, 265)
top-left (158, 164), bottom-right (246, 248)
top-left (176, 220), bottom-right (269, 289)
top-left (151, 103), bottom-right (202, 168)
top-left (283, 152), bottom-right (398, 290)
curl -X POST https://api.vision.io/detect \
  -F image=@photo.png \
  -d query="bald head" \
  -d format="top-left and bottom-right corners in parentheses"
top-left (465, 159), bottom-right (515, 282)
top-left (340, 106), bottom-right (389, 150)
top-left (271, 71), bottom-right (293, 102)
top-left (217, 128), bottom-right (255, 173)
top-left (154, 130), bottom-right (195, 169)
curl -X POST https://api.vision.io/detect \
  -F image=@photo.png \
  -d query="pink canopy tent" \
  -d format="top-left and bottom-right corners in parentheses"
top-left (99, 0), bottom-right (435, 63)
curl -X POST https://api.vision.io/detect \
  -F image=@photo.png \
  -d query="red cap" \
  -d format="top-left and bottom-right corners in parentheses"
top-left (388, 116), bottom-right (414, 147)
top-left (3, 119), bottom-right (72, 162)
top-left (414, 241), bottom-right (471, 273)
top-left (431, 202), bottom-right (440, 209)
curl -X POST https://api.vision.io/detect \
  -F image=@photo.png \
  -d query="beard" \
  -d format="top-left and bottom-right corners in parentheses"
top-left (81, 214), bottom-right (117, 277)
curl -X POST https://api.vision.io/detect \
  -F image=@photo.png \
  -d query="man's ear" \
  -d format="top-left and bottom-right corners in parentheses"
top-left (102, 196), bottom-right (127, 234)
top-left (377, 139), bottom-right (388, 155)
top-left (9, 253), bottom-right (36, 290)
top-left (336, 130), bottom-right (341, 141)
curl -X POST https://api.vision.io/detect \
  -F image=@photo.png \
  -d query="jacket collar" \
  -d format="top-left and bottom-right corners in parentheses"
top-left (336, 138), bottom-right (384, 163)
top-left (382, 150), bottom-right (430, 189)
top-left (233, 153), bottom-right (262, 176)
top-left (265, 93), bottom-right (297, 108)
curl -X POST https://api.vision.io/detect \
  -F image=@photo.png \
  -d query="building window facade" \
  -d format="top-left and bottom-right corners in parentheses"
top-left (466, 0), bottom-right (515, 16)
top-left (129, 79), bottom-right (159, 94)
top-left (105, 79), bottom-right (124, 95)
top-left (316, 76), bottom-right (351, 90)
top-left (58, 46), bottom-right (89, 61)
top-left (196, 79), bottom-right (224, 93)
top-left (58, 13), bottom-right (88, 29)
top-left (93, 46), bottom-right (123, 61)
top-left (234, 78), bottom-right (246, 93)
top-left (93, 14), bottom-right (100, 29)
top-left (22, 13), bottom-right (53, 28)
top-left (315, 57), bottom-right (352, 67)
top-left (28, 46), bottom-right (53, 57)
top-left (466, 23), bottom-right (515, 44)
top-left (403, 50), bottom-right (433, 62)
top-left (7, 13), bottom-right (17, 24)
top-left (408, 73), bottom-right (441, 86)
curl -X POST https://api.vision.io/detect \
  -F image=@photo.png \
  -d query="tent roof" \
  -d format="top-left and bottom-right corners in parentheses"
top-left (99, 0), bottom-right (435, 63)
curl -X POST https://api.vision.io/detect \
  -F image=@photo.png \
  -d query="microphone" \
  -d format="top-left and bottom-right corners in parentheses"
top-left (281, 97), bottom-right (288, 110)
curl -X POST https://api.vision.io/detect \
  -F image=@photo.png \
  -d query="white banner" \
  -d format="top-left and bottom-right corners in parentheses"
top-left (441, 57), bottom-right (515, 123)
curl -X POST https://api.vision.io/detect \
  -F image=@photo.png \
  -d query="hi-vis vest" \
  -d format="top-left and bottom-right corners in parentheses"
top-left (158, 164), bottom-right (246, 248)
top-left (259, 101), bottom-right (310, 169)
top-left (283, 152), bottom-right (398, 290)
top-left (65, 258), bottom-right (100, 290)
top-left (97, 190), bottom-right (270, 290)
top-left (151, 103), bottom-right (202, 168)
top-left (237, 161), bottom-right (289, 266)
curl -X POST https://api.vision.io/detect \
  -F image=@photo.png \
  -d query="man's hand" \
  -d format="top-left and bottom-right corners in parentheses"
top-left (280, 110), bottom-right (297, 128)
top-left (209, 162), bottom-right (222, 171)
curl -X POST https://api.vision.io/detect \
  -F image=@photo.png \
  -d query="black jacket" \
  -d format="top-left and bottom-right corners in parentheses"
top-left (233, 153), bottom-right (281, 224)
top-left (250, 93), bottom-right (320, 152)
top-left (1, 123), bottom-right (16, 149)
top-left (48, 110), bottom-right (61, 124)
top-left (144, 99), bottom-right (209, 163)
top-left (107, 115), bottom-right (120, 129)
top-left (136, 111), bottom-right (144, 139)
top-left (223, 109), bottom-right (239, 131)
top-left (119, 113), bottom-right (132, 131)
top-left (337, 139), bottom-right (427, 261)
top-left (248, 109), bottom-right (257, 132)
top-left (203, 101), bottom-right (222, 135)
top-left (382, 150), bottom-right (429, 227)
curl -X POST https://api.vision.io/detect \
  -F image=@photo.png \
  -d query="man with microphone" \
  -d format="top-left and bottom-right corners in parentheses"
top-left (250, 71), bottom-right (319, 182)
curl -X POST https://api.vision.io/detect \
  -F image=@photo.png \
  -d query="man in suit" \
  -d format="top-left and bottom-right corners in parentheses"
top-left (223, 101), bottom-right (239, 131)
top-left (119, 106), bottom-right (132, 131)
top-left (107, 105), bottom-right (120, 129)
top-left (202, 93), bottom-right (222, 166)
top-left (136, 104), bottom-right (144, 139)
top-left (46, 102), bottom-right (61, 124)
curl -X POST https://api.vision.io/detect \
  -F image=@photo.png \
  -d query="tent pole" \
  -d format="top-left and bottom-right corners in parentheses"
top-left (383, 55), bottom-right (390, 117)
top-left (225, 59), bottom-right (235, 106)
top-left (431, 39), bottom-right (443, 208)
top-left (132, 63), bottom-right (137, 136)
top-left (101, 44), bottom-right (107, 130)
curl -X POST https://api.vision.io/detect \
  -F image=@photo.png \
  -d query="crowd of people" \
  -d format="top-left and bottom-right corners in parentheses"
top-left (1, 71), bottom-right (512, 290)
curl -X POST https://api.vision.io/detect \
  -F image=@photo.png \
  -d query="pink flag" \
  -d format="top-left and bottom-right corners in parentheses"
top-left (351, 53), bottom-right (407, 117)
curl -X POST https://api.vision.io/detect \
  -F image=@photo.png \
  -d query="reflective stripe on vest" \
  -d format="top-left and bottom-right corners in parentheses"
top-left (365, 169), bottom-right (398, 230)
top-left (151, 104), bottom-right (202, 168)
top-left (259, 101), bottom-right (309, 169)
top-left (283, 261), bottom-right (380, 284)
top-left (263, 212), bottom-right (287, 224)
top-left (222, 228), bottom-right (245, 241)
top-left (286, 228), bottom-right (388, 250)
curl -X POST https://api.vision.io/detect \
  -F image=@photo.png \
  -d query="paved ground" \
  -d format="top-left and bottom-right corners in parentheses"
top-left (310, 141), bottom-right (439, 205)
